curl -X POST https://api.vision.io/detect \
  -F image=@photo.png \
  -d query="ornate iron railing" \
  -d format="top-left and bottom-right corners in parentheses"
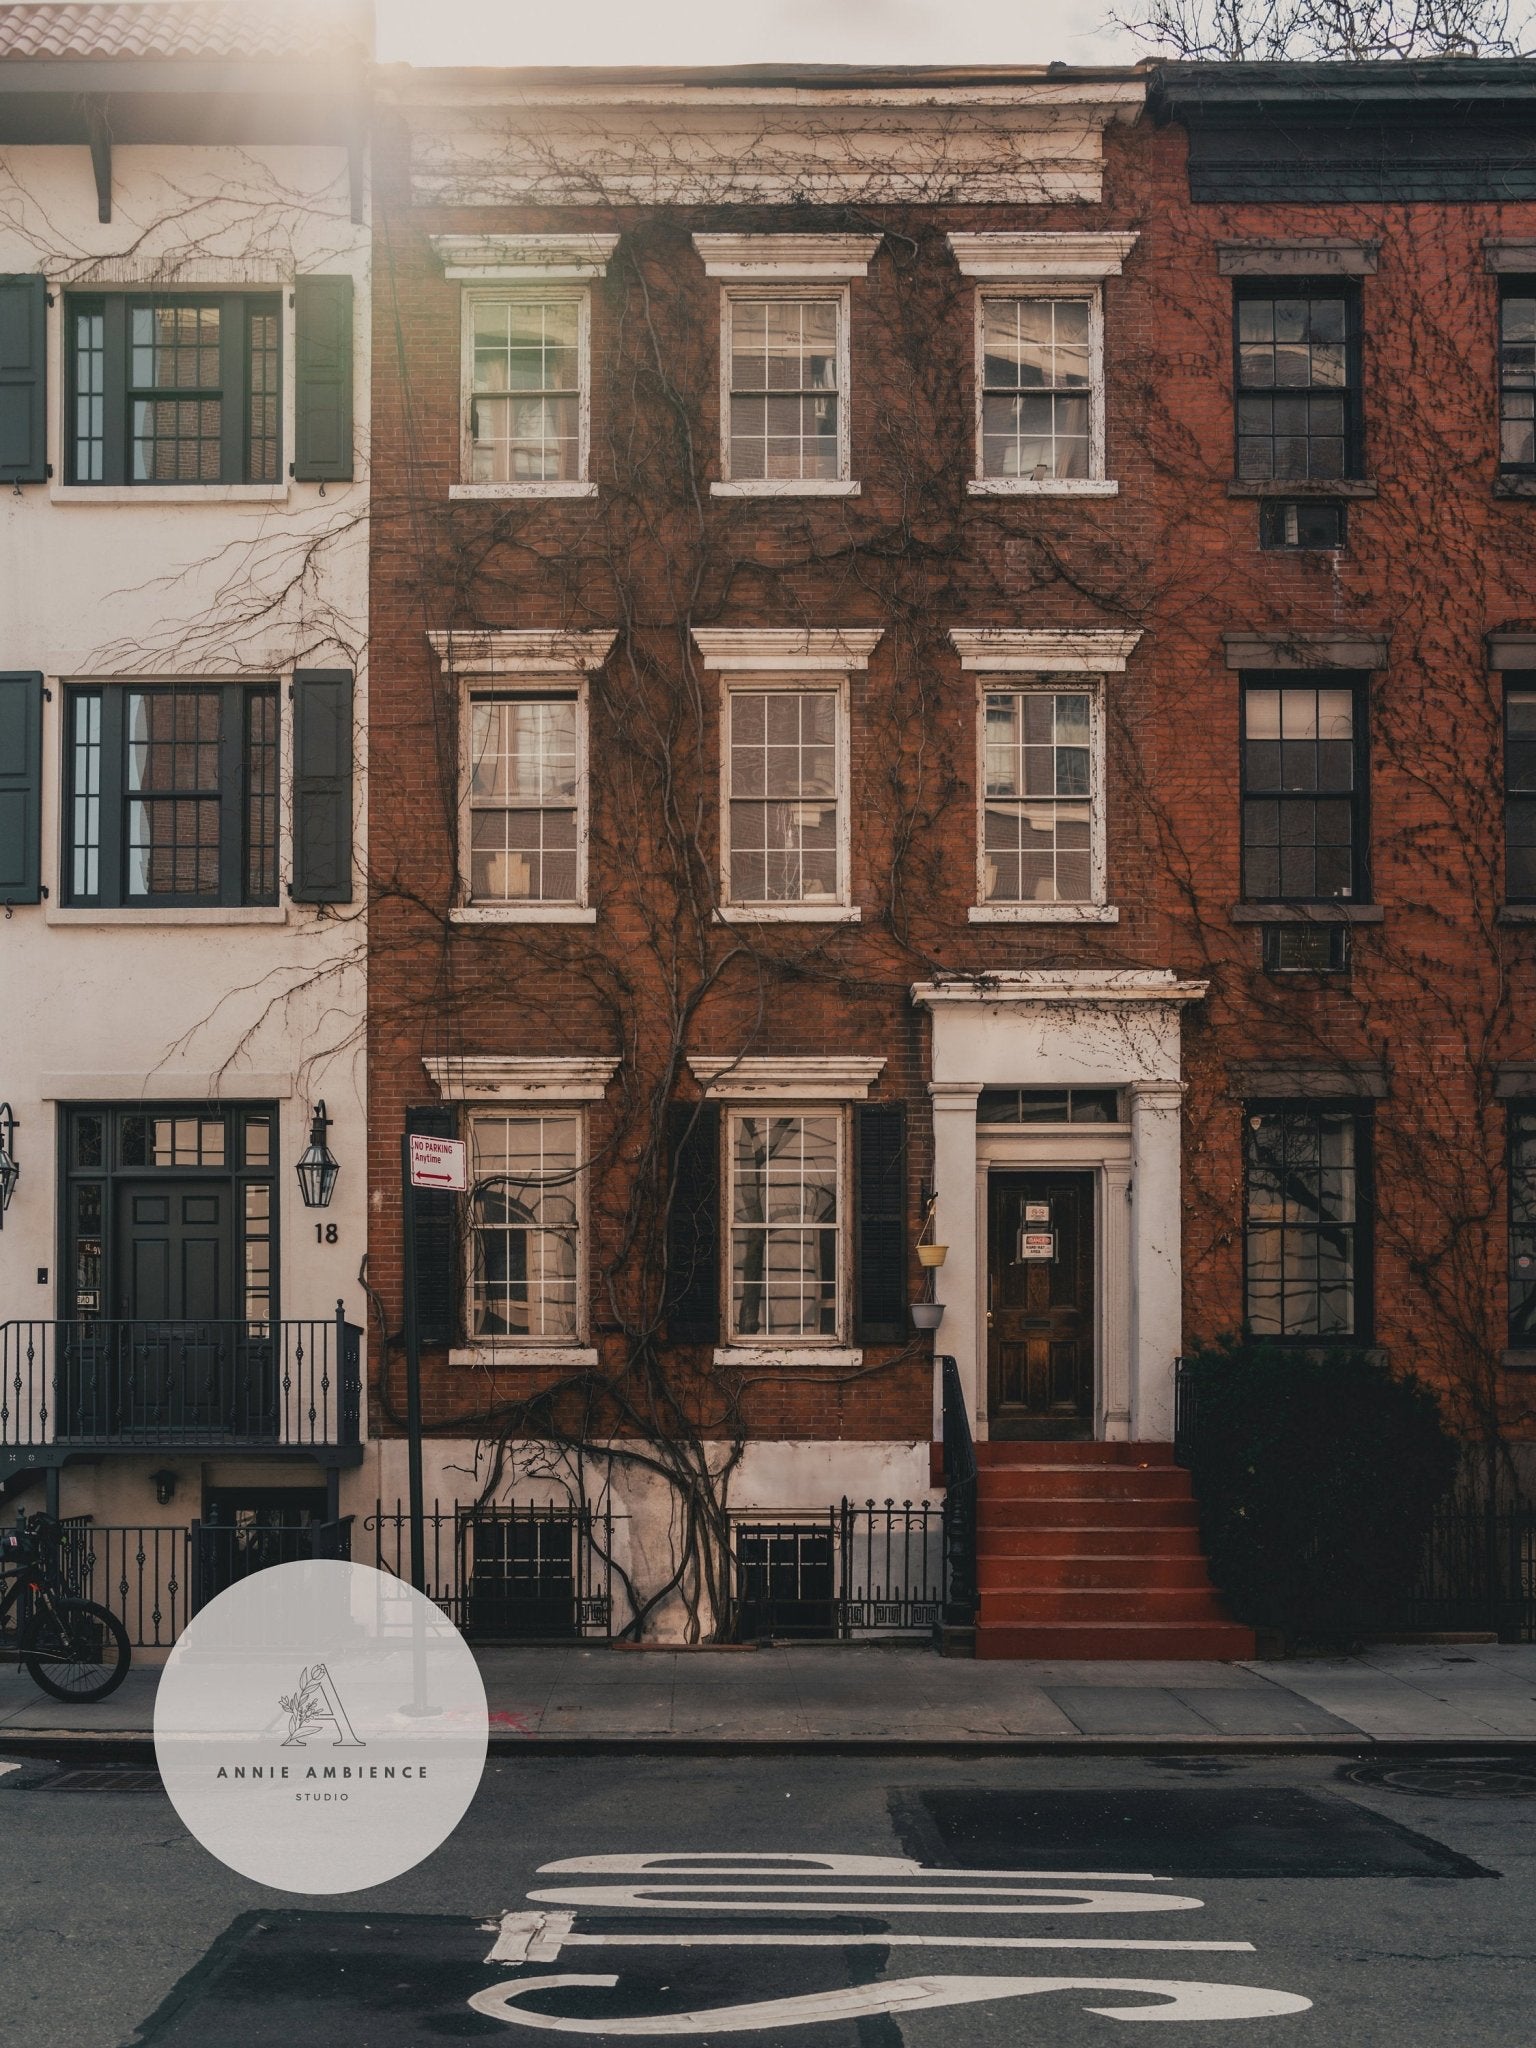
top-left (365, 1498), bottom-right (615, 1642)
top-left (727, 1499), bottom-right (944, 1641)
top-left (936, 1353), bottom-right (977, 1650)
top-left (0, 1308), bottom-right (362, 1456)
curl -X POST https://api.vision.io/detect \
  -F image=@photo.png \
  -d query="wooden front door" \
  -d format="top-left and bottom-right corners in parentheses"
top-left (986, 1170), bottom-right (1095, 1439)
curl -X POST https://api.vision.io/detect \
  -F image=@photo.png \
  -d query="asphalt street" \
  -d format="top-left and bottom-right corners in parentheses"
top-left (2, 1751), bottom-right (1534, 2048)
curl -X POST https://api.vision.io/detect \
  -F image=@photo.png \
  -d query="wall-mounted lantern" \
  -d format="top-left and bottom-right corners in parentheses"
top-left (0, 1103), bottom-right (18, 1227)
top-left (295, 1101), bottom-right (340, 1210)
top-left (150, 1468), bottom-right (178, 1508)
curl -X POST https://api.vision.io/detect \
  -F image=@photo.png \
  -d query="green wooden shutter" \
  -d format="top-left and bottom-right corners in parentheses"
top-left (292, 274), bottom-right (353, 482)
top-left (0, 671), bottom-right (43, 905)
top-left (0, 276), bottom-right (47, 484)
top-left (290, 670), bottom-right (354, 902)
top-left (665, 1103), bottom-right (720, 1345)
top-left (855, 1103), bottom-right (908, 1344)
top-left (407, 1104), bottom-right (459, 1347)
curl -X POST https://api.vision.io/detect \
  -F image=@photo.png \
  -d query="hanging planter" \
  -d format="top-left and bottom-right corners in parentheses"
top-left (910, 1300), bottom-right (946, 1330)
top-left (917, 1242), bottom-right (948, 1268)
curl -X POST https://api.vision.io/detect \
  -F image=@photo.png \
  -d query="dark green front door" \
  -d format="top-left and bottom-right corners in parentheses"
top-left (987, 1170), bottom-right (1095, 1439)
top-left (116, 1181), bottom-right (232, 1321)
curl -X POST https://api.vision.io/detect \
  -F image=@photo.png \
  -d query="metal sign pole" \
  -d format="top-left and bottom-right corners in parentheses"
top-left (399, 1131), bottom-right (426, 1595)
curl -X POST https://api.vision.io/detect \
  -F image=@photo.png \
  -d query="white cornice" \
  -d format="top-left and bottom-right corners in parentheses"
top-left (949, 629), bottom-right (1142, 673)
top-left (688, 1056), bottom-right (887, 1101)
top-left (691, 234), bottom-right (883, 280)
top-left (431, 233), bottom-right (620, 280)
top-left (424, 1057), bottom-right (619, 1102)
top-left (427, 630), bottom-right (617, 677)
top-left (948, 231), bottom-right (1139, 280)
top-left (691, 628), bottom-right (884, 672)
top-left (912, 971), bottom-right (1208, 1007)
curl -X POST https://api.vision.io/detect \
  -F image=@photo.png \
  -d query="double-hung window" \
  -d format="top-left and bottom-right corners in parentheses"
top-left (728, 1110), bottom-right (842, 1341)
top-left (467, 693), bottom-right (582, 906)
top-left (1499, 283), bottom-right (1536, 473)
top-left (468, 1110), bottom-right (582, 1341)
top-left (1506, 681), bottom-right (1536, 902)
top-left (1241, 678), bottom-right (1365, 903)
top-left (64, 683), bottom-right (278, 908)
top-left (463, 290), bottom-right (588, 489)
top-left (1245, 1102), bottom-right (1369, 1341)
top-left (69, 294), bottom-right (281, 485)
top-left (1235, 285), bottom-right (1359, 481)
top-left (724, 683), bottom-right (844, 909)
top-left (979, 294), bottom-right (1093, 483)
top-left (982, 686), bottom-right (1095, 906)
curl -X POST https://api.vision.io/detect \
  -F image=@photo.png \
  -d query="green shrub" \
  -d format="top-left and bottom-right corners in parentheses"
top-left (1179, 1338), bottom-right (1459, 1646)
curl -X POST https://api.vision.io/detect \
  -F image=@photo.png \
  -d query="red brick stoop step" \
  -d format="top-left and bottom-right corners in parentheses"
top-left (973, 1441), bottom-right (1255, 1661)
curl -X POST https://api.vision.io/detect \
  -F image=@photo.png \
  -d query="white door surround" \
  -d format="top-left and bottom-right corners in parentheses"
top-left (912, 971), bottom-right (1207, 1445)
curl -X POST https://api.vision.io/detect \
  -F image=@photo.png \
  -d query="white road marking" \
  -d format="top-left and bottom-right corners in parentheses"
top-left (538, 1854), bottom-right (1166, 1883)
top-left (526, 1883), bottom-right (1202, 1917)
top-left (469, 1971), bottom-right (1314, 2033)
top-left (0, 1763), bottom-right (21, 1779)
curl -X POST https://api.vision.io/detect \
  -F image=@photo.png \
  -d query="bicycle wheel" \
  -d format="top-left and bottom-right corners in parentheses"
top-left (21, 1597), bottom-right (131, 1703)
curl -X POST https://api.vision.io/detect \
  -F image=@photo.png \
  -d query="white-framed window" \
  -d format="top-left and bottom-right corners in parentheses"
top-left (468, 1109), bottom-right (584, 1342)
top-left (467, 690), bottom-right (583, 907)
top-left (727, 1108), bottom-right (844, 1342)
top-left (977, 291), bottom-right (1098, 485)
top-left (951, 628), bottom-right (1139, 924)
top-left (461, 287), bottom-right (590, 492)
top-left (981, 684), bottom-right (1098, 908)
top-left (948, 233), bottom-right (1135, 498)
top-left (723, 678), bottom-right (847, 911)
top-left (693, 236), bottom-right (878, 498)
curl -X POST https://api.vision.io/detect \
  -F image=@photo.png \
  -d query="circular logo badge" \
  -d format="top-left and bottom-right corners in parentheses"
top-left (153, 1559), bottom-right (488, 1893)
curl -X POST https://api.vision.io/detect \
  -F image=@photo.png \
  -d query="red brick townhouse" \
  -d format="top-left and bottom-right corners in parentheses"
top-left (362, 59), bottom-right (1536, 1654)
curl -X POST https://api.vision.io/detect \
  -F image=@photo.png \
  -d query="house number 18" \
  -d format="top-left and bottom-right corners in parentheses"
top-left (315, 1223), bottom-right (339, 1244)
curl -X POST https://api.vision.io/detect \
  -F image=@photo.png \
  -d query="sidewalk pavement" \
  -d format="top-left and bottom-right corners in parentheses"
top-left (4, 1640), bottom-right (1536, 1753)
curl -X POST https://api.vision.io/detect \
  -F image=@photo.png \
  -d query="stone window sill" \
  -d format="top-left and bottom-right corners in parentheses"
top-left (969, 904), bottom-right (1120, 924)
top-left (450, 906), bottom-right (597, 924)
top-left (967, 478), bottom-right (1118, 498)
top-left (450, 1346), bottom-right (599, 1368)
top-left (715, 904), bottom-right (861, 924)
top-left (46, 904), bottom-right (289, 926)
top-left (1229, 903), bottom-right (1383, 924)
top-left (1497, 904), bottom-right (1536, 923)
top-left (1225, 478), bottom-right (1378, 500)
top-left (449, 482), bottom-right (597, 500)
top-left (711, 480), bottom-right (860, 498)
top-left (50, 484), bottom-right (292, 505)
top-left (713, 1347), bottom-right (864, 1368)
top-left (1493, 475), bottom-right (1536, 498)
top-left (1501, 1348), bottom-right (1536, 1371)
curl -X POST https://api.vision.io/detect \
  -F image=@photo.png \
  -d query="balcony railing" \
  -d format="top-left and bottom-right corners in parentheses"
top-left (0, 1309), bottom-right (362, 1458)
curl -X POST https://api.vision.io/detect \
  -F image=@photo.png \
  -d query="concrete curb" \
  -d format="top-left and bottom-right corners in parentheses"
top-left (6, 1730), bottom-right (1536, 1763)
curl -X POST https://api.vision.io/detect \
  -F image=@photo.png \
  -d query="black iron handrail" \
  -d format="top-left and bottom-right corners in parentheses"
top-left (0, 1307), bottom-right (362, 1452)
top-left (936, 1354), bottom-right (977, 1647)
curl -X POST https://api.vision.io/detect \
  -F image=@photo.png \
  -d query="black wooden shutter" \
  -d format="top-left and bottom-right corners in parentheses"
top-left (290, 670), bottom-right (354, 902)
top-left (0, 276), bottom-right (46, 484)
top-left (665, 1103), bottom-right (720, 1345)
top-left (292, 274), bottom-right (354, 482)
top-left (406, 1104), bottom-right (458, 1347)
top-left (855, 1103), bottom-right (907, 1344)
top-left (0, 671), bottom-right (43, 905)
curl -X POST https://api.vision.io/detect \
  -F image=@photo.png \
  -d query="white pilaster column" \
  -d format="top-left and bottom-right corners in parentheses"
top-left (1129, 1079), bottom-right (1186, 1443)
top-left (1099, 1160), bottom-right (1133, 1441)
top-left (928, 1083), bottom-right (982, 1440)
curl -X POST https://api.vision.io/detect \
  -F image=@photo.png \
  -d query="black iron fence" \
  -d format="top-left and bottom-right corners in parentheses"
top-left (0, 1310), bottom-right (362, 1456)
top-left (1394, 1495), bottom-right (1536, 1643)
top-left (728, 1498), bottom-right (943, 1641)
top-left (365, 1498), bottom-right (616, 1642)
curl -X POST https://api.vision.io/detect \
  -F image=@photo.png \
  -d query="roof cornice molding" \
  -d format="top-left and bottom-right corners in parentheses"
top-left (692, 233), bottom-right (882, 279)
top-left (949, 628), bottom-right (1142, 672)
top-left (691, 628), bottom-right (884, 671)
top-left (948, 231), bottom-right (1138, 280)
top-left (427, 629), bottom-right (617, 676)
top-left (687, 1056), bottom-right (886, 1100)
top-left (913, 970), bottom-right (1208, 1007)
top-left (430, 233), bottom-right (620, 281)
top-left (424, 1056), bottom-right (619, 1102)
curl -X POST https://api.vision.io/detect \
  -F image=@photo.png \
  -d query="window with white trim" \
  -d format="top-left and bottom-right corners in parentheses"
top-left (723, 289), bottom-right (848, 485)
top-left (462, 289), bottom-right (588, 487)
top-left (979, 293), bottom-right (1096, 483)
top-left (468, 1110), bottom-right (582, 1340)
top-left (980, 684), bottom-right (1100, 907)
top-left (728, 1110), bottom-right (842, 1341)
top-left (725, 683), bottom-right (844, 907)
top-left (467, 691), bottom-right (583, 905)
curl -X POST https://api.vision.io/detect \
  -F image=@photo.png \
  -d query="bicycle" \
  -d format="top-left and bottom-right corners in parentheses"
top-left (0, 1513), bottom-right (131, 1703)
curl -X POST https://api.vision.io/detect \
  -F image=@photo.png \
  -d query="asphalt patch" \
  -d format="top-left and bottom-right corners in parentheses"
top-left (126, 1909), bottom-right (904, 2047)
top-left (890, 1785), bottom-right (1494, 1878)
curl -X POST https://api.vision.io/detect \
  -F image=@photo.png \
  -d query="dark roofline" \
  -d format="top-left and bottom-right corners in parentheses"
top-left (376, 59), bottom-right (1151, 92)
top-left (1150, 56), bottom-right (1536, 118)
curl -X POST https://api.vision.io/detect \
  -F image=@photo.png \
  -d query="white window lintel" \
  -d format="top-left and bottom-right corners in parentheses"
top-left (424, 1056), bottom-right (618, 1102)
top-left (950, 628), bottom-right (1141, 673)
top-left (428, 629), bottom-right (616, 677)
top-left (432, 233), bottom-right (620, 280)
top-left (693, 233), bottom-right (881, 280)
top-left (949, 231), bottom-right (1139, 280)
top-left (692, 627), bottom-right (882, 672)
top-left (688, 1056), bottom-right (885, 1101)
